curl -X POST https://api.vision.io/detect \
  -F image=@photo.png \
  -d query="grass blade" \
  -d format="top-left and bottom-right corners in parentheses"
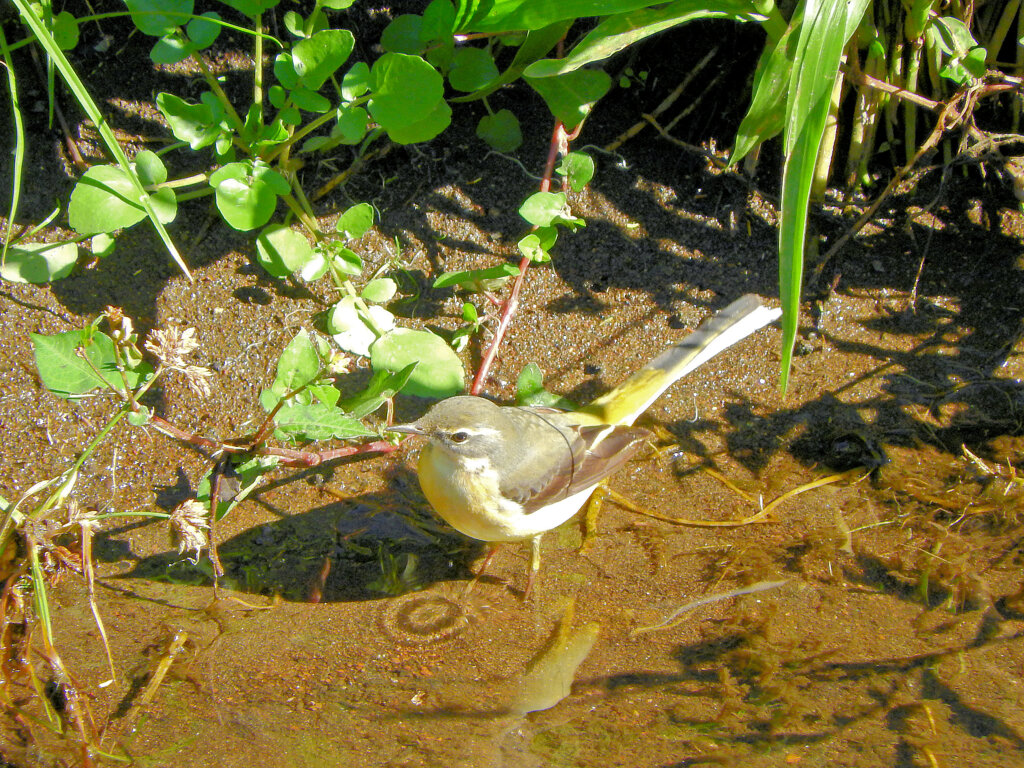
top-left (0, 25), bottom-right (25, 267)
top-left (14, 0), bottom-right (192, 279)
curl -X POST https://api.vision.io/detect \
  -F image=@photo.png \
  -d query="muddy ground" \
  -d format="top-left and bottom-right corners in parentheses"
top-left (1, 12), bottom-right (1024, 768)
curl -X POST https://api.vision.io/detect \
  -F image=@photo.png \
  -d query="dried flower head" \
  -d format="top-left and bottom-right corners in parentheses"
top-left (182, 364), bottom-right (213, 398)
top-left (145, 325), bottom-right (199, 368)
top-left (144, 326), bottom-right (214, 398)
top-left (169, 499), bottom-right (209, 563)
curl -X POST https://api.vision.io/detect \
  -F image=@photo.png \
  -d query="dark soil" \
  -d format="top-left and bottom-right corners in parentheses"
top-left (2, 11), bottom-right (1024, 768)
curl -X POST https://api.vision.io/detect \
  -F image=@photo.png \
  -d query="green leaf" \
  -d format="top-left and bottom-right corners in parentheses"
top-left (370, 328), bottom-right (464, 399)
top-left (516, 363), bottom-right (576, 409)
top-left (777, 0), bottom-right (870, 391)
top-left (381, 14), bottom-right (425, 54)
top-left (432, 263), bottom-right (519, 291)
top-left (91, 233), bottom-right (116, 258)
top-left (187, 12), bottom-right (221, 48)
top-left (731, 23), bottom-right (796, 166)
top-left (320, 0), bottom-right (355, 8)
top-left (325, 243), bottom-right (363, 276)
top-left (290, 86), bottom-right (332, 113)
top-left (256, 224), bottom-right (314, 277)
top-left (197, 455), bottom-right (279, 522)
top-left (52, 11), bottom-right (79, 50)
top-left (32, 330), bottom-right (151, 398)
top-left (292, 29), bottom-right (355, 90)
top-left (271, 330), bottom-right (321, 398)
top-left (525, 68), bottom-right (610, 130)
top-left (336, 202), bottom-right (375, 238)
top-left (328, 296), bottom-right (395, 356)
top-left (517, 229), bottom-right (557, 263)
top-left (338, 363), bottom-right (418, 418)
top-left (519, 191), bottom-right (584, 229)
top-left (456, 0), bottom-right (655, 33)
top-left (556, 151), bottom-right (594, 192)
top-left (369, 53), bottom-right (444, 134)
top-left (69, 165), bottom-right (176, 235)
top-left (127, 406), bottom-right (152, 426)
top-left (125, 0), bottom-right (193, 36)
top-left (157, 91), bottom-right (223, 150)
top-left (273, 52), bottom-right (300, 89)
top-left (341, 61), bottom-right (371, 100)
top-left (476, 108), bottom-right (522, 151)
top-left (449, 46), bottom-right (498, 91)
top-left (384, 99), bottom-right (451, 144)
top-left (273, 402), bottom-right (378, 442)
top-left (422, 0), bottom-right (457, 42)
top-left (361, 277), bottom-right (398, 303)
top-left (208, 160), bottom-right (290, 231)
top-left (523, 0), bottom-right (763, 78)
top-left (134, 149), bottom-right (167, 186)
top-left (0, 242), bottom-right (78, 283)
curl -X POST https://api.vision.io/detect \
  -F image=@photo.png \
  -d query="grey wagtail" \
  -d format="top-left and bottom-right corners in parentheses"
top-left (390, 294), bottom-right (782, 594)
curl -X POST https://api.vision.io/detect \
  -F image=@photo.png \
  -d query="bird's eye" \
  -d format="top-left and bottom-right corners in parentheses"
top-left (450, 430), bottom-right (470, 443)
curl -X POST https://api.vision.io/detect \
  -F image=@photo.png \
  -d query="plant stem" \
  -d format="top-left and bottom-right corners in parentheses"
top-left (470, 120), bottom-right (565, 395)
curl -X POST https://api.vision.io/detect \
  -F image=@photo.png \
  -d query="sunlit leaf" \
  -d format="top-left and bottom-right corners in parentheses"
top-left (292, 29), bottom-right (355, 90)
top-left (371, 328), bottom-right (464, 398)
top-left (256, 224), bottom-right (314, 277)
top-left (273, 402), bottom-right (377, 442)
top-left (525, 68), bottom-right (610, 130)
top-left (0, 242), bottom-right (78, 283)
top-left (32, 330), bottom-right (151, 398)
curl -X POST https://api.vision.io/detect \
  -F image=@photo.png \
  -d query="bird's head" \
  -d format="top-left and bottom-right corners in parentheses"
top-left (389, 396), bottom-right (509, 460)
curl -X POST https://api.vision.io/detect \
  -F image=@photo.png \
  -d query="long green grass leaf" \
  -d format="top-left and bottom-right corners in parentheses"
top-left (777, 0), bottom-right (869, 391)
top-left (0, 25), bottom-right (24, 267)
top-left (14, 0), bottom-right (192, 279)
top-left (524, 0), bottom-right (764, 78)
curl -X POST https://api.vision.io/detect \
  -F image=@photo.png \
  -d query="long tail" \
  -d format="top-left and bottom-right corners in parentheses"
top-left (578, 295), bottom-right (782, 426)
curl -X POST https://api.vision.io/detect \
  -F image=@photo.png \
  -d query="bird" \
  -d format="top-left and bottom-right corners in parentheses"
top-left (389, 294), bottom-right (782, 596)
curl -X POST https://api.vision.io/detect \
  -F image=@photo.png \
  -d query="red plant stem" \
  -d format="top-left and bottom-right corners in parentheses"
top-left (148, 414), bottom-right (396, 466)
top-left (469, 121), bottom-right (567, 395)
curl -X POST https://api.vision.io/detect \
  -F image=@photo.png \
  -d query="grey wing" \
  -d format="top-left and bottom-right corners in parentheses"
top-left (499, 408), bottom-right (651, 513)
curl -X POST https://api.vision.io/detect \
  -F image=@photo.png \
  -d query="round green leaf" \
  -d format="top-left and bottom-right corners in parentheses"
top-left (290, 86), bottom-right (332, 113)
top-left (370, 328), bottom-right (464, 399)
top-left (336, 202), bottom-right (375, 239)
top-left (557, 151), bottom-right (595, 192)
top-left (125, 0), bottom-right (193, 37)
top-left (384, 99), bottom-right (451, 144)
top-left (0, 242), bottom-right (78, 283)
top-left (186, 12), bottom-right (221, 48)
top-left (329, 296), bottom-right (395, 357)
top-left (361, 277), bottom-right (398, 303)
top-left (134, 149), bottom-right (167, 186)
top-left (53, 11), bottom-right (80, 50)
top-left (292, 29), bottom-right (355, 90)
top-left (341, 62), bottom-right (371, 100)
top-left (449, 47), bottom-right (498, 92)
top-left (91, 233), bottom-right (116, 258)
top-left (476, 109), bottom-right (522, 151)
top-left (157, 92), bottom-right (221, 150)
top-left (69, 165), bottom-right (148, 235)
top-left (209, 161), bottom-right (289, 231)
top-left (256, 224), bottom-right (314, 277)
top-left (381, 14), bottom-right (425, 54)
top-left (368, 53), bottom-right (444, 132)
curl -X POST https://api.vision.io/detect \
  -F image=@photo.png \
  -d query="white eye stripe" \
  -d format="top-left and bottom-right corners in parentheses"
top-left (447, 426), bottom-right (501, 438)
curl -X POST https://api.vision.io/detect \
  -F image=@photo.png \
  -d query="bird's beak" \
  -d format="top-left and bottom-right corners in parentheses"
top-left (388, 422), bottom-right (424, 436)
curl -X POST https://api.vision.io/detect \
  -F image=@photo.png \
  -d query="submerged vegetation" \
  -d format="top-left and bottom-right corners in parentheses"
top-left (0, 0), bottom-right (1023, 765)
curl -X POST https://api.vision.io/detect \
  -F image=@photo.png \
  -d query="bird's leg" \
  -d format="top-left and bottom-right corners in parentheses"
top-left (580, 481), bottom-right (610, 552)
top-left (462, 544), bottom-right (500, 596)
top-left (522, 534), bottom-right (543, 600)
